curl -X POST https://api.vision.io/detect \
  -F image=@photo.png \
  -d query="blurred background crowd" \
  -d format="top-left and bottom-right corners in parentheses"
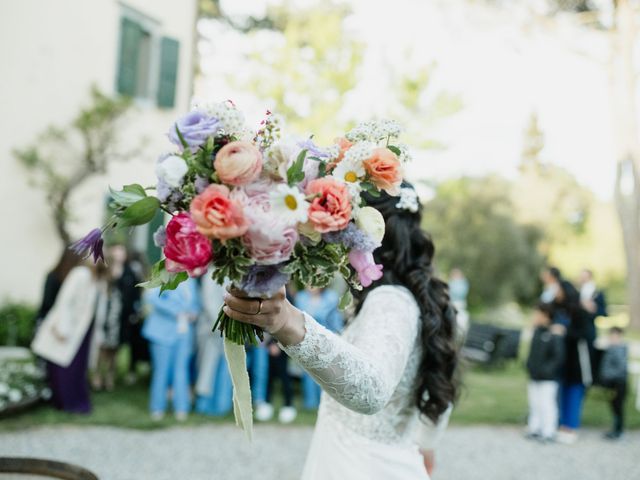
top-left (2, 0), bottom-right (640, 477)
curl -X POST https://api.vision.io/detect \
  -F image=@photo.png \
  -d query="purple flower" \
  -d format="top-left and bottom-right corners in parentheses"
top-left (239, 264), bottom-right (290, 298)
top-left (153, 225), bottom-right (167, 248)
top-left (322, 223), bottom-right (380, 251)
top-left (297, 138), bottom-right (330, 158)
top-left (194, 175), bottom-right (210, 194)
top-left (166, 190), bottom-right (184, 213)
top-left (70, 228), bottom-right (104, 263)
top-left (156, 178), bottom-right (172, 202)
top-left (168, 110), bottom-right (221, 152)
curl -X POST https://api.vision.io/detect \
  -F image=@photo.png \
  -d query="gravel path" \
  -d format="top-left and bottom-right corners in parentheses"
top-left (0, 425), bottom-right (638, 480)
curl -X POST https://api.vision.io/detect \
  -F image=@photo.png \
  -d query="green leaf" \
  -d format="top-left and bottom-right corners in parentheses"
top-left (287, 149), bottom-right (307, 186)
top-left (387, 145), bottom-right (402, 156)
top-left (110, 183), bottom-right (147, 207)
top-left (119, 196), bottom-right (160, 227)
top-left (174, 125), bottom-right (189, 151)
top-left (137, 260), bottom-right (171, 289)
top-left (160, 271), bottom-right (188, 293)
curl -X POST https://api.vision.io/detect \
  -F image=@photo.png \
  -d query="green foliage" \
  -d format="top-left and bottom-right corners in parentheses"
top-left (118, 197), bottom-right (161, 228)
top-left (282, 241), bottom-right (351, 289)
top-left (138, 260), bottom-right (188, 294)
top-left (0, 303), bottom-right (37, 347)
top-left (238, 3), bottom-right (363, 142)
top-left (423, 176), bottom-right (545, 307)
top-left (14, 87), bottom-right (134, 244)
top-left (210, 240), bottom-right (254, 285)
top-left (287, 149), bottom-right (307, 185)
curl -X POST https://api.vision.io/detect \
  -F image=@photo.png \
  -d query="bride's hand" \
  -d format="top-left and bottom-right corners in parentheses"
top-left (223, 287), bottom-right (306, 346)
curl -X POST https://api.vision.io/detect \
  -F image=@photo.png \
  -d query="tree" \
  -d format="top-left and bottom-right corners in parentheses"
top-left (423, 176), bottom-right (546, 307)
top-left (513, 113), bottom-right (592, 253)
top-left (14, 87), bottom-right (133, 245)
top-left (480, 0), bottom-right (640, 327)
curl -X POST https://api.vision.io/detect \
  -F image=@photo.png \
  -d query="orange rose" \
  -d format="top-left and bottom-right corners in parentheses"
top-left (305, 177), bottom-right (352, 233)
top-left (214, 141), bottom-right (262, 186)
top-left (326, 137), bottom-right (353, 173)
top-left (190, 184), bottom-right (249, 240)
top-left (364, 147), bottom-right (402, 195)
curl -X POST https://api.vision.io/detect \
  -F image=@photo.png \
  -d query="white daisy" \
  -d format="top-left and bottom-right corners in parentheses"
top-left (332, 157), bottom-right (366, 184)
top-left (269, 184), bottom-right (309, 224)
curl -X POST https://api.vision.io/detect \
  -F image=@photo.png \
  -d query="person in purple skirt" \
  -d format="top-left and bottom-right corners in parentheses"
top-left (32, 262), bottom-right (109, 413)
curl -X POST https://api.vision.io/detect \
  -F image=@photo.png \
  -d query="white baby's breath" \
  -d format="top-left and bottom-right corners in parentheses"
top-left (346, 119), bottom-right (403, 143)
top-left (194, 101), bottom-right (247, 138)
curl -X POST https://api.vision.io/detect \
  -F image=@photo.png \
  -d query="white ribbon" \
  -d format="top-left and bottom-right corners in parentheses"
top-left (223, 338), bottom-right (253, 441)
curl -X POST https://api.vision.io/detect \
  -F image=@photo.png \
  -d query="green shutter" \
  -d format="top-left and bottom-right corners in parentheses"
top-left (146, 210), bottom-right (165, 265)
top-left (157, 37), bottom-right (180, 108)
top-left (116, 17), bottom-right (143, 96)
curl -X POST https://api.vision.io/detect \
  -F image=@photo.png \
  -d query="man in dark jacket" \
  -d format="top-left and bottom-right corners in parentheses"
top-left (526, 303), bottom-right (565, 442)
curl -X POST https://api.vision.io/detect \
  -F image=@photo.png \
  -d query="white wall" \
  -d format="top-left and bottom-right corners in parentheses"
top-left (0, 0), bottom-right (198, 304)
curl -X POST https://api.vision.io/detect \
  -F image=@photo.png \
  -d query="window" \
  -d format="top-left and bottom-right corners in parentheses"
top-left (115, 7), bottom-right (180, 108)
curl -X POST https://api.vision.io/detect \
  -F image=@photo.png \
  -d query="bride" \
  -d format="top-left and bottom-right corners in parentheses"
top-left (223, 183), bottom-right (460, 479)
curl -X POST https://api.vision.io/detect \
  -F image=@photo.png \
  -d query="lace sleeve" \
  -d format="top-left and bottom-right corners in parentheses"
top-left (281, 286), bottom-right (420, 415)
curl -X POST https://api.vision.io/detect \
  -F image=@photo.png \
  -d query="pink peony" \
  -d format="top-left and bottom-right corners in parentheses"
top-left (214, 140), bottom-right (263, 186)
top-left (243, 221), bottom-right (298, 265)
top-left (236, 181), bottom-right (299, 265)
top-left (349, 250), bottom-right (383, 287)
top-left (305, 177), bottom-right (352, 233)
top-left (190, 184), bottom-right (249, 241)
top-left (163, 213), bottom-right (213, 277)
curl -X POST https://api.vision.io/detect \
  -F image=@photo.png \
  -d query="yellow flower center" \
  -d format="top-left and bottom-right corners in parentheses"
top-left (344, 171), bottom-right (358, 183)
top-left (284, 194), bottom-right (298, 210)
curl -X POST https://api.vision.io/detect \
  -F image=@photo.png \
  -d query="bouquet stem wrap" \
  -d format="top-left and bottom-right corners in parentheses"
top-left (223, 337), bottom-right (253, 441)
top-left (213, 298), bottom-right (264, 440)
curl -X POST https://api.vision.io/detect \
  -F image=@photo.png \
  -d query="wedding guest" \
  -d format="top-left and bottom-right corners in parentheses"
top-left (34, 249), bottom-right (81, 328)
top-left (525, 303), bottom-right (565, 443)
top-left (195, 274), bottom-right (233, 416)
top-left (448, 268), bottom-right (470, 335)
top-left (89, 254), bottom-right (123, 392)
top-left (114, 248), bottom-right (148, 384)
top-left (265, 341), bottom-right (297, 423)
top-left (599, 327), bottom-right (628, 440)
top-left (31, 262), bottom-right (108, 413)
top-left (247, 340), bottom-right (270, 419)
top-left (294, 287), bottom-right (342, 410)
top-left (541, 267), bottom-right (592, 444)
top-left (142, 278), bottom-right (201, 421)
top-left (578, 269), bottom-right (608, 344)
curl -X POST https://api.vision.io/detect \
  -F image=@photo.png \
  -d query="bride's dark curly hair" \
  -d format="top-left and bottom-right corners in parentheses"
top-left (356, 183), bottom-right (460, 422)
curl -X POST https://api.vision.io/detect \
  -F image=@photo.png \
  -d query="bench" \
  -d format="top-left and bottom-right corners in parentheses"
top-left (461, 323), bottom-right (521, 366)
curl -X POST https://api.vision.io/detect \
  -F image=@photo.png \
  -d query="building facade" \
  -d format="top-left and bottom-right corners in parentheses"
top-left (0, 0), bottom-right (198, 303)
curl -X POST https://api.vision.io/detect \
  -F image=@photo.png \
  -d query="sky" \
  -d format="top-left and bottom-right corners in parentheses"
top-left (199, 0), bottom-right (620, 199)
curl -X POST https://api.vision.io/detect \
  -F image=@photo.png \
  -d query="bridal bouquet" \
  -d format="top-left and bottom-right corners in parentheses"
top-left (72, 101), bottom-right (410, 436)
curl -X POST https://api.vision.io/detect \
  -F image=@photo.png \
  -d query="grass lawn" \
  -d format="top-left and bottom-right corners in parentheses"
top-left (2, 359), bottom-right (638, 432)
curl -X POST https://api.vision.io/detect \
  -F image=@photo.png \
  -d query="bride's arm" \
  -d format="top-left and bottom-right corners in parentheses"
top-left (223, 286), bottom-right (420, 415)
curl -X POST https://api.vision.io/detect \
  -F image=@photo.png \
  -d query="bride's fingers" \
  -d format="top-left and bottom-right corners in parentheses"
top-left (224, 294), bottom-right (284, 315)
top-left (222, 305), bottom-right (270, 329)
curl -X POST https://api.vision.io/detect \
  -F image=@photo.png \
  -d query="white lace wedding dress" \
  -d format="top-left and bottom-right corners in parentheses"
top-left (282, 285), bottom-right (450, 480)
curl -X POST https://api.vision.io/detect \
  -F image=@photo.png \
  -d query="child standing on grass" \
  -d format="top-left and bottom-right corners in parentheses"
top-left (598, 327), bottom-right (628, 440)
top-left (526, 303), bottom-right (565, 443)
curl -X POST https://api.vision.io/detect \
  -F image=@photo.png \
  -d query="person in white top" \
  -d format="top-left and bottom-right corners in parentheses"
top-left (223, 183), bottom-right (459, 479)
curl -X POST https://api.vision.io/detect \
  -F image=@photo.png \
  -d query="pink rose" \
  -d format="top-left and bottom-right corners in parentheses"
top-left (236, 181), bottom-right (299, 265)
top-left (305, 177), bottom-right (352, 233)
top-left (349, 250), bottom-right (383, 287)
top-left (190, 184), bottom-right (249, 241)
top-left (163, 213), bottom-right (213, 277)
top-left (214, 140), bottom-right (263, 186)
